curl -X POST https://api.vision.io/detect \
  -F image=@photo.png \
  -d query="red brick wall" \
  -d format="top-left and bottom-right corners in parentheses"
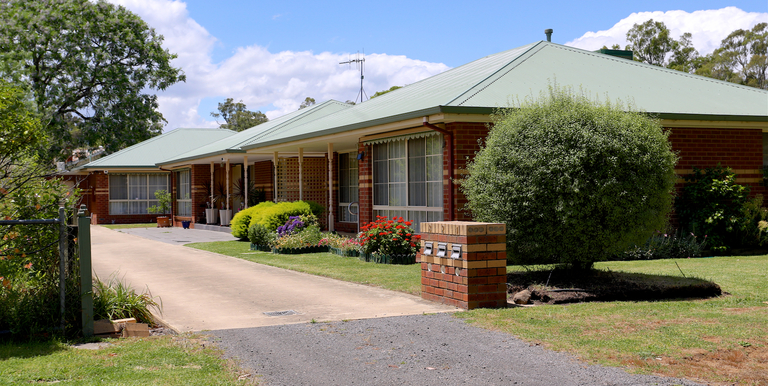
top-left (446, 122), bottom-right (490, 222)
top-left (253, 160), bottom-right (274, 202)
top-left (358, 142), bottom-right (373, 227)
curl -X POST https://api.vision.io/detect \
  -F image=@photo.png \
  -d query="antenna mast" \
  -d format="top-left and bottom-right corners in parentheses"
top-left (339, 51), bottom-right (368, 103)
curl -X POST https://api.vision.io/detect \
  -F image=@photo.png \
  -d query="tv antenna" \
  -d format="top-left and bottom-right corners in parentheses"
top-left (339, 51), bottom-right (368, 103)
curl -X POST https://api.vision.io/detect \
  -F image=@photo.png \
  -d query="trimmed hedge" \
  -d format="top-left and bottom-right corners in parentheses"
top-left (250, 201), bottom-right (314, 231)
top-left (230, 201), bottom-right (275, 239)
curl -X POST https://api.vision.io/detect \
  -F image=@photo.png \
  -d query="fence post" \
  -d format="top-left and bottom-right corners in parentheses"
top-left (58, 207), bottom-right (67, 332)
top-left (78, 205), bottom-right (93, 337)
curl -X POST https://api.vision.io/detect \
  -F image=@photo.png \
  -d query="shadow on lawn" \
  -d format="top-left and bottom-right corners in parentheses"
top-left (507, 268), bottom-right (723, 305)
top-left (0, 339), bottom-right (68, 360)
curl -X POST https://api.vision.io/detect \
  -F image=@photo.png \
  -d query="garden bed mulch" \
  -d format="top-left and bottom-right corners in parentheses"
top-left (507, 268), bottom-right (723, 305)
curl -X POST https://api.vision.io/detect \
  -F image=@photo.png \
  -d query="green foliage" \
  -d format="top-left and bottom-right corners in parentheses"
top-left (92, 275), bottom-right (160, 325)
top-left (271, 225), bottom-right (324, 249)
top-left (0, 0), bottom-right (185, 161)
top-left (255, 201), bottom-right (314, 231)
top-left (696, 22), bottom-right (767, 89)
top-left (612, 231), bottom-right (707, 260)
top-left (0, 81), bottom-right (81, 340)
top-left (358, 216), bottom-right (421, 256)
top-left (245, 201), bottom-right (277, 228)
top-left (676, 165), bottom-right (749, 250)
top-left (738, 195), bottom-right (768, 247)
top-left (625, 19), bottom-right (680, 66)
top-left (146, 189), bottom-right (171, 214)
top-left (370, 85), bottom-right (402, 98)
top-left (210, 98), bottom-right (268, 132)
top-left (304, 200), bottom-right (326, 219)
top-left (247, 223), bottom-right (274, 247)
top-left (298, 97), bottom-right (316, 109)
top-left (461, 86), bottom-right (677, 269)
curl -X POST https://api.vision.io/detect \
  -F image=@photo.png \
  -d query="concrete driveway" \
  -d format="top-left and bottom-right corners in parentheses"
top-left (91, 226), bottom-right (456, 332)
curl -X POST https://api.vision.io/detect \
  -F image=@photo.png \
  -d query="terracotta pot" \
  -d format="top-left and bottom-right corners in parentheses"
top-left (156, 216), bottom-right (172, 228)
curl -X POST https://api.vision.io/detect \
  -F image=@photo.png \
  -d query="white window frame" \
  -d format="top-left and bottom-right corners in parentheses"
top-left (338, 152), bottom-right (359, 223)
top-left (371, 135), bottom-right (443, 229)
top-left (108, 173), bottom-right (169, 215)
top-left (176, 169), bottom-right (192, 217)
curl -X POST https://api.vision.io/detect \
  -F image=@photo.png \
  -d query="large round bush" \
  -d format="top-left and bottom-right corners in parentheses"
top-left (460, 87), bottom-right (677, 269)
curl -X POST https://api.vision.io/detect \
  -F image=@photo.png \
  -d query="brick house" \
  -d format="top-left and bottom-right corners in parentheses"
top-left (71, 41), bottom-right (768, 231)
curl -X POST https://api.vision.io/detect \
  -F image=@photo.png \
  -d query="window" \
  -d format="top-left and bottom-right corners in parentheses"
top-left (372, 134), bottom-right (443, 230)
top-left (338, 153), bottom-right (359, 222)
top-left (176, 170), bottom-right (191, 217)
top-left (109, 174), bottom-right (168, 215)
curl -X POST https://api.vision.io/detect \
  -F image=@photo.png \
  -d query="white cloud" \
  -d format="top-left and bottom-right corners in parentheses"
top-left (109, 0), bottom-right (450, 131)
top-left (566, 7), bottom-right (768, 55)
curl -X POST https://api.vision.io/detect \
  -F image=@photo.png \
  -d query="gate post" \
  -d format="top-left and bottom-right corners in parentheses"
top-left (77, 205), bottom-right (93, 337)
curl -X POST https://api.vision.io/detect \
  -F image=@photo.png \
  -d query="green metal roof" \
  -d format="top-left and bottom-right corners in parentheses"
top-left (78, 128), bottom-right (237, 170)
top-left (157, 100), bottom-right (351, 165)
top-left (242, 41), bottom-right (767, 150)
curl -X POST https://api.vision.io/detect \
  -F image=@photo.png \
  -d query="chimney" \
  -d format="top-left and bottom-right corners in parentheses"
top-left (544, 29), bottom-right (553, 42)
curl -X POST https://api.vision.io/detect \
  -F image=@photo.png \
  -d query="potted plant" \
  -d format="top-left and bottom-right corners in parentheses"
top-left (147, 189), bottom-right (172, 227)
top-left (205, 199), bottom-right (218, 224)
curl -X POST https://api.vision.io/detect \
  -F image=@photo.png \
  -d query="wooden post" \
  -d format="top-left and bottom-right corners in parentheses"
top-left (226, 159), bottom-right (230, 210)
top-left (298, 147), bottom-right (303, 201)
top-left (210, 161), bottom-right (214, 207)
top-left (273, 152), bottom-right (279, 202)
top-left (244, 155), bottom-right (249, 208)
top-left (327, 143), bottom-right (334, 232)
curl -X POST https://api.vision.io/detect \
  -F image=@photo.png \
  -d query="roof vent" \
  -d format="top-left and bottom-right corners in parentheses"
top-left (545, 29), bottom-right (553, 42)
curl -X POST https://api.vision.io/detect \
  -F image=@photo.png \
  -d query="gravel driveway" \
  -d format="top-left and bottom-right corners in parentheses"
top-left (209, 313), bottom-right (703, 386)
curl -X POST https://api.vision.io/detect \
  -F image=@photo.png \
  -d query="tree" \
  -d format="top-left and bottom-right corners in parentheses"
top-left (298, 97), bottom-right (316, 109)
top-left (460, 86), bottom-right (677, 269)
top-left (625, 19), bottom-right (679, 66)
top-left (667, 32), bottom-right (700, 73)
top-left (370, 86), bottom-right (402, 99)
top-left (0, 0), bottom-right (185, 162)
top-left (696, 23), bottom-right (768, 89)
top-left (210, 98), bottom-right (268, 132)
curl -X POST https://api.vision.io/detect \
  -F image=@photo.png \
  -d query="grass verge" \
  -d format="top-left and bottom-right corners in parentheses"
top-left (186, 240), bottom-right (422, 295)
top-left (459, 255), bottom-right (768, 385)
top-left (101, 223), bottom-right (158, 230)
top-left (0, 334), bottom-right (254, 385)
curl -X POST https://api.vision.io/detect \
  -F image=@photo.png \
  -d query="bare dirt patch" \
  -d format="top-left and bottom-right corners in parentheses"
top-left (507, 268), bottom-right (723, 305)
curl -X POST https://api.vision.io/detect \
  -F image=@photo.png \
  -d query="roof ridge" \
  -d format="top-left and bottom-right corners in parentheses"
top-left (553, 44), bottom-right (768, 95)
top-left (447, 42), bottom-right (544, 107)
top-left (242, 100), bottom-right (350, 146)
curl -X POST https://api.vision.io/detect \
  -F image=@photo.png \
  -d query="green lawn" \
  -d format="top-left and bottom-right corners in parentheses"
top-left (191, 241), bottom-right (768, 384)
top-left (101, 223), bottom-right (158, 230)
top-left (186, 240), bottom-right (422, 295)
top-left (459, 255), bottom-right (768, 385)
top-left (0, 334), bottom-right (254, 385)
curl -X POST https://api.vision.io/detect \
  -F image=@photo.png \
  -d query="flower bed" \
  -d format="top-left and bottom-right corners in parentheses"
top-left (272, 245), bottom-right (329, 254)
top-left (357, 216), bottom-right (420, 265)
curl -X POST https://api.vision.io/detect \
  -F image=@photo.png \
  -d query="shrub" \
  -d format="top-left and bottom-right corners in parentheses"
top-left (271, 225), bottom-right (324, 249)
top-left (612, 231), bottom-right (708, 260)
top-left (255, 201), bottom-right (314, 231)
top-left (305, 200), bottom-right (326, 219)
top-left (247, 223), bottom-right (274, 247)
top-left (276, 214), bottom-right (318, 237)
top-left (93, 275), bottom-right (160, 325)
top-left (739, 195), bottom-right (768, 247)
top-left (358, 216), bottom-right (421, 256)
top-left (146, 189), bottom-right (171, 214)
top-left (460, 86), bottom-right (677, 269)
top-left (231, 201), bottom-right (275, 239)
top-left (675, 165), bottom-right (753, 251)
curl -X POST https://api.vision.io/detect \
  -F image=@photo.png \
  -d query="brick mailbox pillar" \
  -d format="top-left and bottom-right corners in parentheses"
top-left (418, 221), bottom-right (508, 309)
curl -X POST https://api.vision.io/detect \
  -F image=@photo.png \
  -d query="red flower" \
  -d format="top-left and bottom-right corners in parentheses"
top-left (379, 232), bottom-right (386, 236)
top-left (405, 221), bottom-right (412, 226)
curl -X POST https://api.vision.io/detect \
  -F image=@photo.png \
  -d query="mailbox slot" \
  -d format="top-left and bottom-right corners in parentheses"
top-left (451, 244), bottom-right (462, 259)
top-left (436, 242), bottom-right (447, 257)
top-left (423, 242), bottom-right (433, 256)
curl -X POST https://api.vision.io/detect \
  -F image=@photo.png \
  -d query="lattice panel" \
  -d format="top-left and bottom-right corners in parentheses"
top-left (276, 157), bottom-right (328, 205)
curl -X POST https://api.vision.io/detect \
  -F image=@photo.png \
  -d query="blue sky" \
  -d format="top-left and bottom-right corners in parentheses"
top-left (111, 0), bottom-right (767, 131)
